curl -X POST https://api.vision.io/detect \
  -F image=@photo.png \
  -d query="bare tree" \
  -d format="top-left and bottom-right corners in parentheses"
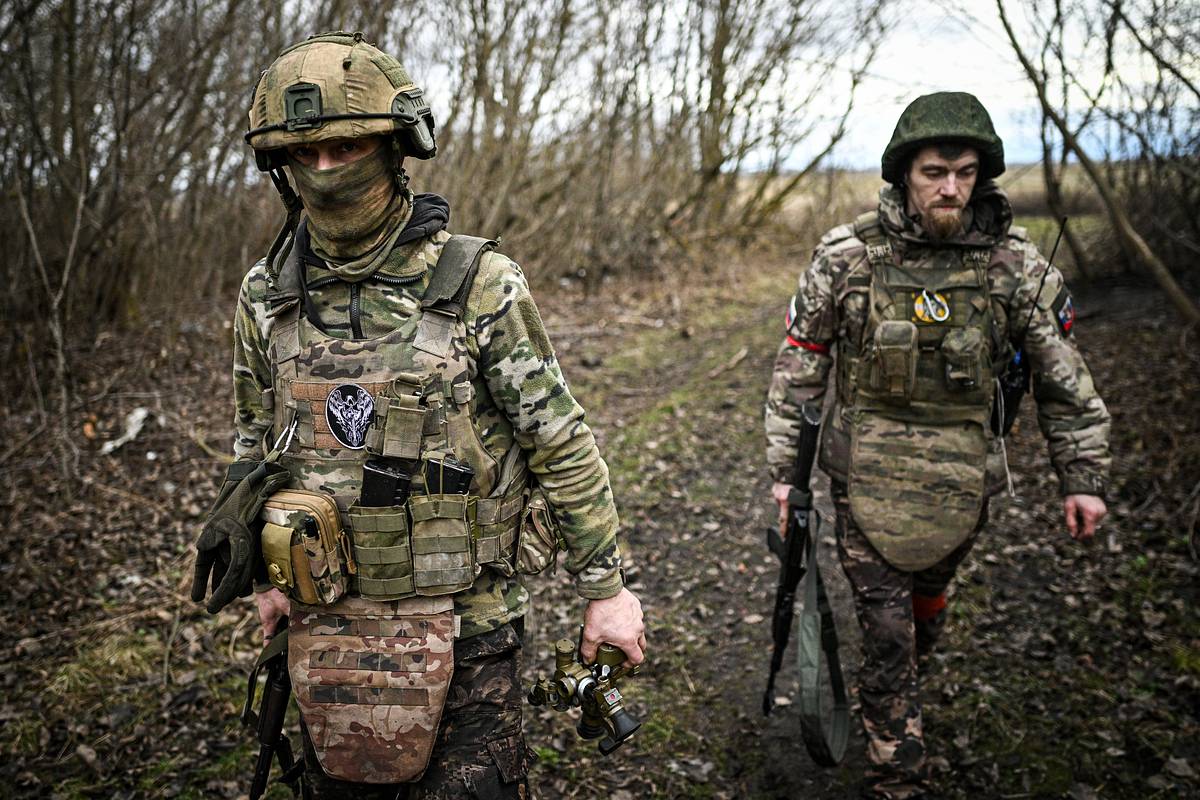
top-left (1, 0), bottom-right (893, 461)
top-left (996, 0), bottom-right (1200, 325)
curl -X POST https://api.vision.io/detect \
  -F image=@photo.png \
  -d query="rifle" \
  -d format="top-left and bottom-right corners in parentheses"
top-left (241, 617), bottom-right (305, 799)
top-left (762, 403), bottom-right (848, 767)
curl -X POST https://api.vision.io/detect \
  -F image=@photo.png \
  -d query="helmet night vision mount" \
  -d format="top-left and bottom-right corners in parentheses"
top-left (245, 31), bottom-right (438, 173)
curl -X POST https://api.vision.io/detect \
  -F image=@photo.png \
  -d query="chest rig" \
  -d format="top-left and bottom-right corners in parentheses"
top-left (840, 213), bottom-right (996, 571)
top-left (265, 233), bottom-right (530, 598)
top-left (261, 231), bottom-right (531, 783)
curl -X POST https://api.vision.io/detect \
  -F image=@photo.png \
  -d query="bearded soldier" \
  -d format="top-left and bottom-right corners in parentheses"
top-left (764, 92), bottom-right (1110, 799)
top-left (192, 31), bottom-right (645, 798)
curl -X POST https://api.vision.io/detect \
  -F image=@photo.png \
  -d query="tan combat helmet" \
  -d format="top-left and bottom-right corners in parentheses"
top-left (245, 31), bottom-right (436, 173)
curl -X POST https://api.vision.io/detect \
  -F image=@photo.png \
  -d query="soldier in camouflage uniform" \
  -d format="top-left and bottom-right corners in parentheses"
top-left (764, 92), bottom-right (1110, 798)
top-left (227, 32), bottom-right (645, 799)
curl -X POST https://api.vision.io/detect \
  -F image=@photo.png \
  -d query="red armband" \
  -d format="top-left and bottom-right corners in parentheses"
top-left (786, 335), bottom-right (830, 354)
top-left (784, 296), bottom-right (830, 353)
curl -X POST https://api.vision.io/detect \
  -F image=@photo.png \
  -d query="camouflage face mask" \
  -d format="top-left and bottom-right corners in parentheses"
top-left (288, 146), bottom-right (410, 268)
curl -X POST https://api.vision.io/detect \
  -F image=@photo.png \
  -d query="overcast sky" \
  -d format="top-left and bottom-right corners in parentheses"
top-left (829, 0), bottom-right (1057, 169)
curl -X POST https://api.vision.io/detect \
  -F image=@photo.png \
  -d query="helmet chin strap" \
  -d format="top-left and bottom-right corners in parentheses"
top-left (265, 167), bottom-right (304, 278)
top-left (390, 137), bottom-right (414, 204)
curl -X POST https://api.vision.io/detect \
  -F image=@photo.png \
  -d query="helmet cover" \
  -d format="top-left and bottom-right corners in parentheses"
top-left (246, 31), bottom-right (436, 168)
top-left (881, 92), bottom-right (1005, 184)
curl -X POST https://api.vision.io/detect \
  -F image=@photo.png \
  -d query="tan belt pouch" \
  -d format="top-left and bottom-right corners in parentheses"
top-left (262, 489), bottom-right (356, 605)
top-left (516, 485), bottom-right (563, 575)
top-left (289, 595), bottom-right (456, 783)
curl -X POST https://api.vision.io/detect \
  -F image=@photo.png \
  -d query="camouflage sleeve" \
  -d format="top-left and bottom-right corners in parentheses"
top-left (232, 261), bottom-right (274, 460)
top-left (764, 245), bottom-right (838, 483)
top-left (1010, 242), bottom-right (1111, 497)
top-left (468, 252), bottom-right (623, 600)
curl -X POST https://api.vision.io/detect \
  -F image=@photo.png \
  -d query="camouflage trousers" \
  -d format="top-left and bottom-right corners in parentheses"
top-left (300, 620), bottom-right (532, 800)
top-left (831, 482), bottom-right (988, 799)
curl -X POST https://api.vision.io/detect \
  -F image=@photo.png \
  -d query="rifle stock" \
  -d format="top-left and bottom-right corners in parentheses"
top-left (242, 617), bottom-right (303, 800)
top-left (762, 403), bottom-right (848, 766)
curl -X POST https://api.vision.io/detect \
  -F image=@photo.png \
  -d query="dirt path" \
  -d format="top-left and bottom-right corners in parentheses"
top-left (522, 266), bottom-right (864, 799)
top-left (523, 270), bottom-right (1200, 799)
top-left (2, 263), bottom-right (1197, 799)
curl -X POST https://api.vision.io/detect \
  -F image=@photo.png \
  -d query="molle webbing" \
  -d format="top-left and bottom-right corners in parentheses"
top-left (264, 231), bottom-right (527, 603)
top-left (842, 212), bottom-right (996, 424)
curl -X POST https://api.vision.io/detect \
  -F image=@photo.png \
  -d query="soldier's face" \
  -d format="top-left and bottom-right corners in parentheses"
top-left (286, 135), bottom-right (383, 171)
top-left (905, 146), bottom-right (980, 239)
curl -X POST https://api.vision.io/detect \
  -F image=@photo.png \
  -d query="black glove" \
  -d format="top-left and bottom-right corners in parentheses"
top-left (191, 460), bottom-right (290, 614)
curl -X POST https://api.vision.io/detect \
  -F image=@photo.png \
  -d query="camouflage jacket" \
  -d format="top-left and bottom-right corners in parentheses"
top-left (765, 183), bottom-right (1111, 497)
top-left (232, 199), bottom-right (623, 637)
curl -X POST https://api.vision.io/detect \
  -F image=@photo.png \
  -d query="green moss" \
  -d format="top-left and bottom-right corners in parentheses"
top-left (532, 745), bottom-right (561, 767)
top-left (1171, 642), bottom-right (1200, 676)
top-left (46, 630), bottom-right (161, 704)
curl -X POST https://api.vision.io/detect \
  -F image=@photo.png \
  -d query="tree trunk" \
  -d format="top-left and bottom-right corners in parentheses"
top-left (998, 0), bottom-right (1200, 327)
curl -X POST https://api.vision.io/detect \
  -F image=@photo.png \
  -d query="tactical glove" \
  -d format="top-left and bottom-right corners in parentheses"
top-left (191, 460), bottom-right (291, 614)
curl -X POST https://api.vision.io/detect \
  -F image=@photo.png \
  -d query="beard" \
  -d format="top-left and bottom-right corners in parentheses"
top-left (924, 205), bottom-right (965, 240)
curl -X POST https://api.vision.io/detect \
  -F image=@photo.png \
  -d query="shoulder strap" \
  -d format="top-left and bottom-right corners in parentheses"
top-left (421, 235), bottom-right (497, 320)
top-left (852, 211), bottom-right (884, 243)
top-left (796, 525), bottom-right (850, 767)
top-left (264, 230), bottom-right (303, 311)
top-left (852, 211), bottom-right (893, 269)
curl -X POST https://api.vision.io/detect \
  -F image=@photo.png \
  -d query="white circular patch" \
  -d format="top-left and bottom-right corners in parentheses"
top-left (325, 384), bottom-right (375, 449)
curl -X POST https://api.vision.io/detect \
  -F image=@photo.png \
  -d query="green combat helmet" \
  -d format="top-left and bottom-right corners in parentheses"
top-left (881, 91), bottom-right (1005, 184)
top-left (245, 30), bottom-right (436, 173)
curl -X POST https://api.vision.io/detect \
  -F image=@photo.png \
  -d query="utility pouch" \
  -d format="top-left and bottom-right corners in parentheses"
top-left (870, 320), bottom-right (918, 402)
top-left (474, 488), bottom-right (525, 578)
top-left (261, 521), bottom-right (321, 604)
top-left (347, 503), bottom-right (415, 600)
top-left (408, 494), bottom-right (477, 595)
top-left (261, 490), bottom-right (355, 605)
top-left (365, 391), bottom-right (426, 461)
top-left (941, 327), bottom-right (986, 391)
top-left (517, 486), bottom-right (563, 576)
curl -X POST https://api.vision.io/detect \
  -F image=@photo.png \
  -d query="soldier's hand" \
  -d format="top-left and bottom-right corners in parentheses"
top-left (1064, 494), bottom-right (1107, 541)
top-left (772, 482), bottom-right (792, 538)
top-left (254, 588), bottom-right (290, 641)
top-left (582, 587), bottom-right (646, 668)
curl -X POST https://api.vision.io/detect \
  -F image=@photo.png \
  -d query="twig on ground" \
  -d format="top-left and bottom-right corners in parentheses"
top-left (189, 428), bottom-right (235, 463)
top-left (162, 610), bottom-right (182, 685)
top-left (229, 610), bottom-right (256, 662)
top-left (19, 609), bottom-right (165, 645)
top-left (89, 482), bottom-right (160, 511)
top-left (681, 665), bottom-right (697, 695)
top-left (706, 346), bottom-right (749, 379)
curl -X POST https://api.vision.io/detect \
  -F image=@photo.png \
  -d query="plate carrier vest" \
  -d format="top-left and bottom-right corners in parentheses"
top-left (259, 231), bottom-right (531, 783)
top-left (837, 212), bottom-right (998, 571)
top-left (264, 233), bottom-right (529, 596)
